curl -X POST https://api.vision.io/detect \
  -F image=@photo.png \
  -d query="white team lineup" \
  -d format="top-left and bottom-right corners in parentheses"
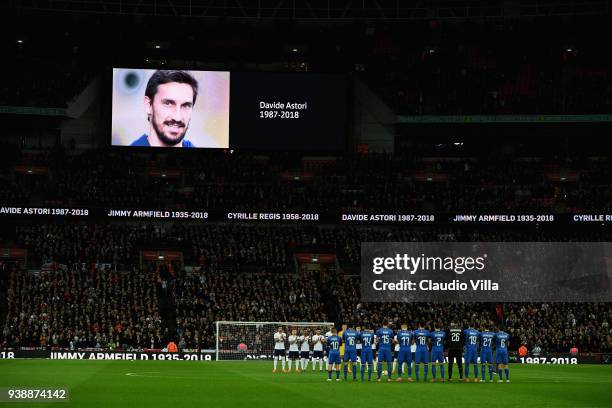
top-left (273, 327), bottom-right (326, 372)
top-left (271, 323), bottom-right (511, 383)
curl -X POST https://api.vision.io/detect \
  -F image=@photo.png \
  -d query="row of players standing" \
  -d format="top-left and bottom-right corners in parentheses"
top-left (274, 321), bottom-right (511, 383)
top-left (272, 327), bottom-right (328, 373)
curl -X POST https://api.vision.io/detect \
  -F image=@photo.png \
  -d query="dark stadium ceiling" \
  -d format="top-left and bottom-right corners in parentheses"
top-left (5, 0), bottom-right (612, 20)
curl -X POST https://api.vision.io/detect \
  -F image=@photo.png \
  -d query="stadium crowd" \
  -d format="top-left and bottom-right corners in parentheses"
top-left (1, 222), bottom-right (611, 353)
top-left (15, 224), bottom-right (148, 266)
top-left (12, 223), bottom-right (314, 269)
top-left (14, 223), bottom-right (612, 269)
top-left (172, 269), bottom-right (327, 349)
top-left (2, 264), bottom-right (164, 350)
top-left (332, 275), bottom-right (611, 353)
top-left (2, 147), bottom-right (612, 213)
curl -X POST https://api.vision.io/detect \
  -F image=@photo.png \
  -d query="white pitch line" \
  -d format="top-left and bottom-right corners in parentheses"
top-left (126, 372), bottom-right (204, 380)
top-left (126, 372), bottom-right (161, 377)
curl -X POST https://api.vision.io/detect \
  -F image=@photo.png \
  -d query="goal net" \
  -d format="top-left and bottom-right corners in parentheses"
top-left (215, 321), bottom-right (334, 361)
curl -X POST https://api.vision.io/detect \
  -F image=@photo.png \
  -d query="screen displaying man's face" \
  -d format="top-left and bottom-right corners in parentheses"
top-left (145, 82), bottom-right (194, 146)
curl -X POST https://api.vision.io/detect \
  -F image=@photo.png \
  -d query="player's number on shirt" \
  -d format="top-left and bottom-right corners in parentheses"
top-left (483, 338), bottom-right (492, 347)
top-left (381, 335), bottom-right (390, 344)
top-left (435, 337), bottom-right (442, 346)
top-left (363, 337), bottom-right (371, 346)
top-left (348, 337), bottom-right (355, 346)
top-left (452, 333), bottom-right (460, 342)
top-left (419, 336), bottom-right (426, 345)
top-left (401, 336), bottom-right (410, 346)
top-left (500, 339), bottom-right (506, 348)
top-left (331, 341), bottom-right (339, 349)
top-left (469, 336), bottom-right (477, 345)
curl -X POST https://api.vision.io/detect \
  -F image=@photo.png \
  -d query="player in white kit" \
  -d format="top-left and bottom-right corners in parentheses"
top-left (287, 329), bottom-right (300, 373)
top-left (410, 341), bottom-right (417, 375)
top-left (299, 329), bottom-right (311, 371)
top-left (273, 326), bottom-right (287, 373)
top-left (311, 328), bottom-right (325, 371)
top-left (372, 340), bottom-right (378, 372)
top-left (392, 342), bottom-right (400, 373)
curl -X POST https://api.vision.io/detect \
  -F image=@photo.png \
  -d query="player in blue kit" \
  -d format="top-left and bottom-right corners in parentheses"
top-left (413, 322), bottom-right (430, 382)
top-left (342, 324), bottom-right (358, 381)
top-left (325, 328), bottom-right (342, 381)
top-left (395, 323), bottom-right (413, 382)
top-left (430, 323), bottom-right (446, 382)
top-left (376, 322), bottom-right (394, 381)
top-left (464, 326), bottom-right (480, 382)
top-left (479, 326), bottom-right (496, 382)
top-left (359, 326), bottom-right (375, 381)
top-left (495, 326), bottom-right (511, 382)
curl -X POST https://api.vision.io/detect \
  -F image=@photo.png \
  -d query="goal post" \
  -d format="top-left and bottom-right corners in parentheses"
top-left (215, 321), bottom-right (335, 361)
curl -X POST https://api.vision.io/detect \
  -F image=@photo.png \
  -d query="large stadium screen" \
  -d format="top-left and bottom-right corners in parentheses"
top-left (111, 68), bottom-right (347, 150)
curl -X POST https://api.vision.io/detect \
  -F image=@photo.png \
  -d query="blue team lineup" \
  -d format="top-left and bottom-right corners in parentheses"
top-left (272, 321), bottom-right (511, 383)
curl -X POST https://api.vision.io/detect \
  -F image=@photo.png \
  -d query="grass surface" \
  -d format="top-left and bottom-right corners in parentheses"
top-left (0, 360), bottom-right (610, 407)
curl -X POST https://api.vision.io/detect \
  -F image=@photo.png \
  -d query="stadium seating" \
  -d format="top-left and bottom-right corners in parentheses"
top-left (2, 219), bottom-right (610, 352)
top-left (2, 148), bottom-right (612, 213)
top-left (3, 265), bottom-right (163, 350)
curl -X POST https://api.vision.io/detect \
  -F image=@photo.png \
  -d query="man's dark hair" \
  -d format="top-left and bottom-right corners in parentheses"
top-left (145, 70), bottom-right (199, 104)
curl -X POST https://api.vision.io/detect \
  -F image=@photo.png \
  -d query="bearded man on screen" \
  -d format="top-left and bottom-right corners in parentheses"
top-left (131, 70), bottom-right (198, 148)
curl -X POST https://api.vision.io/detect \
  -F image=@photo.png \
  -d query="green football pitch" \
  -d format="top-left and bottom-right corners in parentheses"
top-left (0, 360), bottom-right (610, 407)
